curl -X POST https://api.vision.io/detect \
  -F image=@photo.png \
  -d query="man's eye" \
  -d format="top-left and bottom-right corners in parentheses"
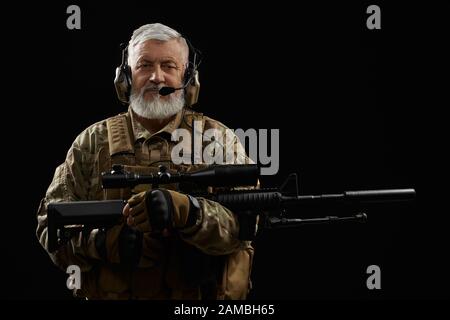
top-left (162, 64), bottom-right (177, 69)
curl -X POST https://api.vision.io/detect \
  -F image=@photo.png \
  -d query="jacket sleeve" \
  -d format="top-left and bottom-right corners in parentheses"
top-left (178, 126), bottom-right (259, 255)
top-left (36, 130), bottom-right (123, 272)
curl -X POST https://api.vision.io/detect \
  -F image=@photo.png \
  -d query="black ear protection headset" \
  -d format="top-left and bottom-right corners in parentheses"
top-left (114, 37), bottom-right (202, 107)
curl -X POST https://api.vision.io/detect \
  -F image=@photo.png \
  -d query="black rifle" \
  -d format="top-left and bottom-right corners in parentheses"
top-left (47, 164), bottom-right (416, 252)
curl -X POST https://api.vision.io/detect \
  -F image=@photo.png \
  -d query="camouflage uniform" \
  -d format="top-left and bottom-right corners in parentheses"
top-left (36, 107), bottom-right (255, 299)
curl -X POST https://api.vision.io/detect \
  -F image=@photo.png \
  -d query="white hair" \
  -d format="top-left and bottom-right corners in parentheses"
top-left (127, 23), bottom-right (189, 67)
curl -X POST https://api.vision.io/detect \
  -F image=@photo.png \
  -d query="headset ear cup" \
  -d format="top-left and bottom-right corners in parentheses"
top-left (125, 65), bottom-right (132, 99)
top-left (114, 65), bottom-right (132, 105)
top-left (185, 70), bottom-right (200, 107)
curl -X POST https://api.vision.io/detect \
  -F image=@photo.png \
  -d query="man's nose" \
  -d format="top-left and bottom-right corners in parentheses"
top-left (149, 66), bottom-right (164, 84)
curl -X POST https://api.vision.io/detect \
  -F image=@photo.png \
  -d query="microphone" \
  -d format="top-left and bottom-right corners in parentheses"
top-left (159, 80), bottom-right (191, 96)
top-left (159, 71), bottom-right (195, 96)
top-left (158, 86), bottom-right (179, 96)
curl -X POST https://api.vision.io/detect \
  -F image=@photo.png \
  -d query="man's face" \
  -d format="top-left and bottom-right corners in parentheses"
top-left (131, 39), bottom-right (186, 101)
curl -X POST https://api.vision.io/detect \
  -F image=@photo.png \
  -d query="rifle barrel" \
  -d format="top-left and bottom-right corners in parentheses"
top-left (211, 188), bottom-right (416, 211)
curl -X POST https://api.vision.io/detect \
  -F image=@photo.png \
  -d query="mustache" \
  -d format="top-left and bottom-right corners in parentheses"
top-left (142, 84), bottom-right (164, 94)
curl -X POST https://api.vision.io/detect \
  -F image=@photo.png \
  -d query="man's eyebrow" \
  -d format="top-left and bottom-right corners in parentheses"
top-left (137, 56), bottom-right (179, 64)
top-left (160, 59), bottom-right (178, 64)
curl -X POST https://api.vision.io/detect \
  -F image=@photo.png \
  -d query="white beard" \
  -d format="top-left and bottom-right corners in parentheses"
top-left (129, 84), bottom-right (185, 119)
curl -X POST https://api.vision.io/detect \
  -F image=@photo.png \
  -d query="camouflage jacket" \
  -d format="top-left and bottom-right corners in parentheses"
top-left (36, 107), bottom-right (255, 299)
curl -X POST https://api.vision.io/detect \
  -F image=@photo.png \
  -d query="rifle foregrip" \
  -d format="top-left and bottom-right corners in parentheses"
top-left (212, 191), bottom-right (282, 211)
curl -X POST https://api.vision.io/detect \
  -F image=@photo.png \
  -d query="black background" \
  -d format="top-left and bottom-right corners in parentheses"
top-left (2, 1), bottom-right (449, 301)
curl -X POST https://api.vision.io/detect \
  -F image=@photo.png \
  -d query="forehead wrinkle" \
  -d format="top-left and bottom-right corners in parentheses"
top-left (130, 39), bottom-right (187, 67)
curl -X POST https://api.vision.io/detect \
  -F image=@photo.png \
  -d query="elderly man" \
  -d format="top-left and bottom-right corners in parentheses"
top-left (37, 23), bottom-right (255, 299)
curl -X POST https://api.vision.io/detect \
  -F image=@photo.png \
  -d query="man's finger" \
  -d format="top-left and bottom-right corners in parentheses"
top-left (123, 203), bottom-right (131, 217)
top-left (132, 210), bottom-right (148, 225)
top-left (127, 216), bottom-right (134, 226)
top-left (135, 221), bottom-right (151, 233)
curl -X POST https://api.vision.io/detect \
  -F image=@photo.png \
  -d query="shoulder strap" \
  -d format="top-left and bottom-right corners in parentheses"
top-left (103, 113), bottom-right (136, 200)
top-left (106, 113), bottom-right (135, 156)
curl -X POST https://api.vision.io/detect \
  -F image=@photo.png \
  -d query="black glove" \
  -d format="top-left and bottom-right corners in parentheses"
top-left (147, 189), bottom-right (200, 233)
top-left (95, 224), bottom-right (143, 268)
top-left (127, 189), bottom-right (200, 236)
top-left (118, 224), bottom-right (143, 267)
